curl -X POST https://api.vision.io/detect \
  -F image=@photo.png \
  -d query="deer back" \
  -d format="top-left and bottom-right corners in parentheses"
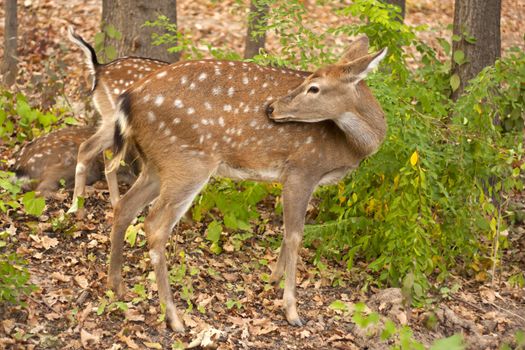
top-left (117, 60), bottom-right (371, 184)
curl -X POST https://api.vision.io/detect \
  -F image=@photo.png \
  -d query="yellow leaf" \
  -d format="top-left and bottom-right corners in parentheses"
top-left (410, 151), bottom-right (418, 166)
top-left (143, 342), bottom-right (162, 349)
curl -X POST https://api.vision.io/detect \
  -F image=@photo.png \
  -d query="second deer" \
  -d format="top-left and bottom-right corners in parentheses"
top-left (108, 36), bottom-right (387, 331)
top-left (67, 27), bottom-right (168, 208)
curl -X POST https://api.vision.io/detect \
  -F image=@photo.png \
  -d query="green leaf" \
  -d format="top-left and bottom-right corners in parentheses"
top-left (329, 300), bottom-right (349, 312)
top-left (453, 50), bottom-right (465, 65)
top-left (97, 300), bottom-right (107, 315)
top-left (22, 192), bottom-right (45, 217)
top-left (430, 334), bottom-right (464, 350)
top-left (105, 46), bottom-right (117, 61)
top-left (206, 221), bottom-right (222, 243)
top-left (450, 73), bottom-right (460, 91)
top-left (94, 32), bottom-right (105, 47)
top-left (105, 24), bottom-right (121, 39)
top-left (125, 225), bottom-right (138, 247)
top-left (67, 196), bottom-right (84, 214)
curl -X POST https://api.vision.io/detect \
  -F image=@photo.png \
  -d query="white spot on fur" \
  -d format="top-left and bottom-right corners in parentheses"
top-left (262, 82), bottom-right (268, 88)
top-left (212, 87), bottom-right (222, 96)
top-left (189, 82), bottom-right (196, 90)
top-left (198, 72), bottom-right (207, 81)
top-left (223, 104), bottom-right (232, 112)
top-left (242, 76), bottom-right (249, 85)
top-left (218, 117), bottom-right (225, 127)
top-left (147, 111), bottom-right (156, 123)
top-left (306, 136), bottom-right (313, 144)
top-left (180, 76), bottom-right (188, 85)
top-left (227, 87), bottom-right (234, 97)
top-left (173, 118), bottom-right (181, 124)
top-left (174, 99), bottom-right (184, 108)
top-left (187, 107), bottom-right (195, 115)
top-left (155, 95), bottom-right (165, 106)
top-left (156, 71), bottom-right (167, 78)
top-left (204, 102), bottom-right (212, 110)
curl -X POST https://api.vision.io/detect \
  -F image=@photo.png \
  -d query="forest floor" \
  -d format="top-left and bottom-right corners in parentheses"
top-left (1, 0), bottom-right (525, 349)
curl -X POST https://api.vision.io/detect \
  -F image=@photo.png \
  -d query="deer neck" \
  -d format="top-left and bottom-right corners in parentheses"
top-left (335, 109), bottom-right (386, 158)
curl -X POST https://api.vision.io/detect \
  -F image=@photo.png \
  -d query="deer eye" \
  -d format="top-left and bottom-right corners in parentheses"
top-left (307, 85), bottom-right (320, 94)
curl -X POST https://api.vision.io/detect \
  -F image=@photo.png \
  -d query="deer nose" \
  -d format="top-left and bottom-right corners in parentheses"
top-left (265, 104), bottom-right (274, 117)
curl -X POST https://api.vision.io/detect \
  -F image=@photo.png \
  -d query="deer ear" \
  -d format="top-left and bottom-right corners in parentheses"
top-left (338, 36), bottom-right (369, 64)
top-left (340, 47), bottom-right (388, 84)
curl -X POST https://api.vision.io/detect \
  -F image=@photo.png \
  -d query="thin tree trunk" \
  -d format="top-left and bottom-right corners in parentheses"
top-left (244, 0), bottom-right (269, 59)
top-left (102, 0), bottom-right (178, 62)
top-left (384, 0), bottom-right (405, 20)
top-left (1, 0), bottom-right (18, 86)
top-left (451, 0), bottom-right (501, 100)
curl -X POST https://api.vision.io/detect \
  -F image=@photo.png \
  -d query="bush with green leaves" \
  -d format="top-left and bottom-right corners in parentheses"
top-left (146, 0), bottom-right (524, 299)
top-left (0, 253), bottom-right (36, 306)
top-left (0, 172), bottom-right (44, 306)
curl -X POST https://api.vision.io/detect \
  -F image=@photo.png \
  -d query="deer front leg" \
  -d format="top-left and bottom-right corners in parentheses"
top-left (276, 174), bottom-right (317, 326)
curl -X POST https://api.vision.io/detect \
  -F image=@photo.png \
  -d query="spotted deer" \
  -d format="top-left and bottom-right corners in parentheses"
top-left (67, 27), bottom-right (168, 208)
top-left (107, 36), bottom-right (387, 331)
top-left (11, 126), bottom-right (135, 196)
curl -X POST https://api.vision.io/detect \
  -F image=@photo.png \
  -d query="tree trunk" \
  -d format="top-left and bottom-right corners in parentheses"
top-left (1, 0), bottom-right (18, 86)
top-left (102, 0), bottom-right (178, 62)
top-left (451, 0), bottom-right (501, 100)
top-left (384, 0), bottom-right (405, 20)
top-left (244, 0), bottom-right (269, 59)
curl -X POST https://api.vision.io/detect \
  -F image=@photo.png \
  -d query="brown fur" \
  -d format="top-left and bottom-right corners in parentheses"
top-left (108, 37), bottom-right (387, 331)
top-left (13, 126), bottom-right (138, 197)
top-left (68, 27), bottom-right (168, 208)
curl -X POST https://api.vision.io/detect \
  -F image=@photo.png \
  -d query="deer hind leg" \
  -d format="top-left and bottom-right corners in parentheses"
top-left (73, 124), bottom-right (114, 215)
top-left (103, 154), bottom-right (120, 207)
top-left (107, 167), bottom-right (160, 297)
top-left (144, 168), bottom-right (215, 332)
top-left (273, 174), bottom-right (316, 326)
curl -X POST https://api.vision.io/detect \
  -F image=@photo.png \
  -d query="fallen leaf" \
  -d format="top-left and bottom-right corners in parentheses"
top-left (480, 288), bottom-right (495, 304)
top-left (2, 319), bottom-right (15, 334)
top-left (51, 271), bottom-right (71, 282)
top-left (74, 275), bottom-right (89, 289)
top-left (143, 342), bottom-right (162, 349)
top-left (80, 329), bottom-right (100, 349)
top-left (109, 330), bottom-right (135, 349)
top-left (41, 236), bottom-right (59, 250)
top-left (124, 308), bottom-right (145, 322)
top-left (188, 327), bottom-right (225, 348)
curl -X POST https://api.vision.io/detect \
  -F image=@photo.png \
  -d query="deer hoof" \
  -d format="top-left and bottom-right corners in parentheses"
top-left (285, 307), bottom-right (303, 327)
top-left (286, 315), bottom-right (304, 327)
top-left (107, 279), bottom-right (126, 298)
top-left (168, 317), bottom-right (185, 333)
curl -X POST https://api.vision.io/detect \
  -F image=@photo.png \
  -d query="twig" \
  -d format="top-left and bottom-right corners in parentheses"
top-left (27, 295), bottom-right (55, 313)
top-left (490, 302), bottom-right (525, 324)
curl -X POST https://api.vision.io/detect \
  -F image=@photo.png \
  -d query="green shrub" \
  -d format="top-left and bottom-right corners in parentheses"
top-left (0, 253), bottom-right (36, 305)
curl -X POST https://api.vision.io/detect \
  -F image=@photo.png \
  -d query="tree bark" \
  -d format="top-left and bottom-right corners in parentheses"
top-left (1, 0), bottom-right (18, 86)
top-left (384, 0), bottom-right (405, 20)
top-left (244, 0), bottom-right (269, 59)
top-left (451, 0), bottom-right (501, 100)
top-left (102, 0), bottom-right (178, 62)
